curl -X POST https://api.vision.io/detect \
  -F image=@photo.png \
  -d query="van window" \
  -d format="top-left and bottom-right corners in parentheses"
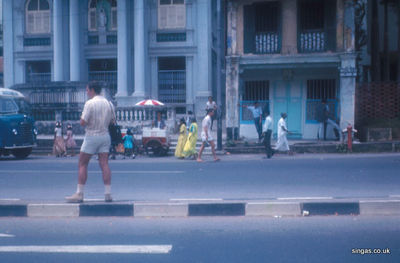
top-left (14, 98), bottom-right (32, 114)
top-left (0, 97), bottom-right (18, 114)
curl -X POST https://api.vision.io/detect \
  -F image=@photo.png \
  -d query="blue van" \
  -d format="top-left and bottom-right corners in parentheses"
top-left (0, 88), bottom-right (37, 158)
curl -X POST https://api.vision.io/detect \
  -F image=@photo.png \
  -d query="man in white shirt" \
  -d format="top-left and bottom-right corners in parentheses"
top-left (262, 109), bottom-right (273, 158)
top-left (206, 96), bottom-right (217, 130)
top-left (275, 112), bottom-right (290, 152)
top-left (66, 82), bottom-right (115, 203)
top-left (197, 109), bottom-right (220, 162)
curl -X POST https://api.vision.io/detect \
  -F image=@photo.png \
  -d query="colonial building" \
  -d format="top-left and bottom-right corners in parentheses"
top-left (2, 0), bottom-right (220, 126)
top-left (225, 0), bottom-right (357, 140)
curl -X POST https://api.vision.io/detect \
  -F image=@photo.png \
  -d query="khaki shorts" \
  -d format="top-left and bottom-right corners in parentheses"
top-left (80, 134), bottom-right (111, 155)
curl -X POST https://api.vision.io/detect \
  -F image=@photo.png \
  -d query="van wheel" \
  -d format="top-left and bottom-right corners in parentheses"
top-left (12, 148), bottom-right (32, 159)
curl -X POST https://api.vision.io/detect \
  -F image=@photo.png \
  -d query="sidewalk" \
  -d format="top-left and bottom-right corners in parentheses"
top-left (1, 197), bottom-right (399, 218)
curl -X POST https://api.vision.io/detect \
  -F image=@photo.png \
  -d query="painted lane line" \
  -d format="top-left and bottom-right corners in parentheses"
top-left (0, 245), bottom-right (172, 254)
top-left (170, 198), bottom-right (224, 201)
top-left (0, 170), bottom-right (184, 174)
top-left (277, 197), bottom-right (334, 200)
top-left (0, 234), bottom-right (15, 238)
top-left (0, 199), bottom-right (20, 201)
top-left (389, 195), bottom-right (400, 198)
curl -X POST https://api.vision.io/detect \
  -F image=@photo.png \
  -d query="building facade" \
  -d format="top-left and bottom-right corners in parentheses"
top-left (225, 0), bottom-right (357, 140)
top-left (2, 0), bottom-right (220, 123)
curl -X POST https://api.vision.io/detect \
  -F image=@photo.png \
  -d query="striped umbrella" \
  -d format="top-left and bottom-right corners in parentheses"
top-left (135, 99), bottom-right (165, 106)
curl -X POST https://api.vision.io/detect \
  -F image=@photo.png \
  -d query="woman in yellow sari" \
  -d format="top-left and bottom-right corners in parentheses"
top-left (175, 118), bottom-right (187, 158)
top-left (183, 117), bottom-right (198, 159)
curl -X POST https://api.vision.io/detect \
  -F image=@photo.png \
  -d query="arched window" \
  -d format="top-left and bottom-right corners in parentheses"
top-left (26, 0), bottom-right (51, 34)
top-left (88, 0), bottom-right (117, 32)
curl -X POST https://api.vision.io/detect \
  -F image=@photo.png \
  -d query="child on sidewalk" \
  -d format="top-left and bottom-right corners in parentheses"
top-left (122, 129), bottom-right (135, 159)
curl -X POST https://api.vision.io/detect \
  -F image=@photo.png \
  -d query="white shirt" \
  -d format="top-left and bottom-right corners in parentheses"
top-left (81, 95), bottom-right (115, 136)
top-left (202, 115), bottom-right (212, 135)
top-left (206, 101), bottom-right (217, 110)
top-left (277, 117), bottom-right (287, 137)
top-left (263, 116), bottom-right (273, 132)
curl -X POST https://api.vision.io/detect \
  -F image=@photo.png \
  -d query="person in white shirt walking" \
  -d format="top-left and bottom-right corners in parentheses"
top-left (275, 112), bottom-right (290, 152)
top-left (262, 109), bottom-right (274, 159)
top-left (205, 96), bottom-right (217, 130)
top-left (66, 82), bottom-right (115, 203)
top-left (197, 109), bottom-right (220, 162)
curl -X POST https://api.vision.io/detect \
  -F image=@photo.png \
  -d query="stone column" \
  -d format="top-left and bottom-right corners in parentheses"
top-left (53, 0), bottom-right (65, 81)
top-left (70, 0), bottom-right (81, 81)
top-left (343, 0), bottom-right (355, 52)
top-left (132, 0), bottom-right (146, 100)
top-left (225, 1), bottom-right (239, 140)
top-left (339, 54), bottom-right (357, 129)
top-left (3, 0), bottom-right (14, 88)
top-left (195, 0), bottom-right (211, 115)
top-left (281, 0), bottom-right (297, 54)
top-left (117, 0), bottom-right (129, 98)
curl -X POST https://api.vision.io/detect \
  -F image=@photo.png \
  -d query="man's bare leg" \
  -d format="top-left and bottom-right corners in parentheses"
top-left (197, 143), bottom-right (205, 162)
top-left (209, 141), bottom-right (220, 161)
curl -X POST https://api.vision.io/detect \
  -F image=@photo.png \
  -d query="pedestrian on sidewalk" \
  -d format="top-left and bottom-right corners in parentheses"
top-left (206, 96), bottom-right (217, 130)
top-left (65, 124), bottom-right (76, 157)
top-left (262, 109), bottom-right (273, 159)
top-left (53, 121), bottom-right (66, 157)
top-left (197, 109), bottom-right (220, 162)
top-left (175, 118), bottom-right (187, 159)
top-left (275, 113), bottom-right (290, 153)
top-left (183, 117), bottom-right (198, 159)
top-left (317, 99), bottom-right (329, 140)
top-left (122, 129), bottom-right (135, 159)
top-left (65, 82), bottom-right (115, 203)
top-left (241, 101), bottom-right (263, 142)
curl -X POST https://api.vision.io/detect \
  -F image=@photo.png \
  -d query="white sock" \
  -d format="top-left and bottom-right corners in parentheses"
top-left (105, 185), bottom-right (111, 195)
top-left (77, 184), bottom-right (84, 194)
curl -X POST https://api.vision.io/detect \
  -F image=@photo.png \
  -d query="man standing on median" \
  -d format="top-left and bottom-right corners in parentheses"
top-left (66, 82), bottom-right (115, 203)
top-left (197, 109), bottom-right (220, 162)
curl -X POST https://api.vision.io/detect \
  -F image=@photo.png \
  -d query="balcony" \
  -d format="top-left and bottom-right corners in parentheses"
top-left (27, 73), bottom-right (52, 83)
top-left (255, 32), bottom-right (280, 54)
top-left (299, 30), bottom-right (326, 53)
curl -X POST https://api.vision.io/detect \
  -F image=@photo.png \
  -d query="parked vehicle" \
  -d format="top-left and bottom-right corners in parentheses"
top-left (0, 88), bottom-right (37, 158)
top-left (142, 128), bottom-right (170, 156)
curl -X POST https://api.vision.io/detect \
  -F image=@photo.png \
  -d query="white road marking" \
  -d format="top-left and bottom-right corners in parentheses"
top-left (170, 198), bottom-right (223, 201)
top-left (0, 234), bottom-right (15, 238)
top-left (389, 195), bottom-right (400, 198)
top-left (0, 170), bottom-right (184, 174)
top-left (0, 245), bottom-right (172, 254)
top-left (0, 198), bottom-right (20, 201)
top-left (277, 197), bottom-right (334, 200)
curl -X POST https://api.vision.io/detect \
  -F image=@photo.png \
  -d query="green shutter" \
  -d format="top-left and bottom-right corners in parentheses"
top-left (243, 4), bottom-right (255, 54)
top-left (325, 0), bottom-right (337, 52)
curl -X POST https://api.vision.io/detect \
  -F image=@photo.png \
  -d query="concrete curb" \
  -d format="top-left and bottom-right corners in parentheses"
top-left (1, 199), bottom-right (399, 218)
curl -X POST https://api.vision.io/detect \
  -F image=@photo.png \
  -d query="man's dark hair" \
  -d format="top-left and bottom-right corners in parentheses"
top-left (87, 81), bottom-right (103, 95)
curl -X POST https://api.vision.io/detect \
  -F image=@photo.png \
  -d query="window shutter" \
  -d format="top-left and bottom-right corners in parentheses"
top-left (176, 4), bottom-right (185, 28)
top-left (89, 10), bottom-right (96, 30)
top-left (112, 9), bottom-right (117, 29)
top-left (325, 0), bottom-right (336, 51)
top-left (42, 11), bottom-right (50, 33)
top-left (159, 5), bottom-right (168, 29)
top-left (243, 4), bottom-right (255, 54)
top-left (27, 13), bottom-right (35, 33)
top-left (167, 5), bottom-right (177, 28)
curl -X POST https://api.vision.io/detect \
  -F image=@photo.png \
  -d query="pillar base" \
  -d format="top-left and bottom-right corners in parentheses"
top-left (226, 127), bottom-right (239, 141)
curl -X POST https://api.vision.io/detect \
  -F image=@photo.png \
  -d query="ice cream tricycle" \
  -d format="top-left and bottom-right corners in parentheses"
top-left (135, 99), bottom-right (170, 156)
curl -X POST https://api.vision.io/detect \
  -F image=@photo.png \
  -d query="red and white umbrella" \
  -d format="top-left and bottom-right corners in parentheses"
top-left (135, 99), bottom-right (165, 106)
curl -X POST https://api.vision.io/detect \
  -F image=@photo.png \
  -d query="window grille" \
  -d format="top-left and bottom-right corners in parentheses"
top-left (158, 57), bottom-right (186, 104)
top-left (306, 79), bottom-right (338, 122)
top-left (25, 0), bottom-right (50, 34)
top-left (244, 81), bottom-right (269, 101)
top-left (244, 2), bottom-right (281, 54)
top-left (158, 0), bottom-right (186, 29)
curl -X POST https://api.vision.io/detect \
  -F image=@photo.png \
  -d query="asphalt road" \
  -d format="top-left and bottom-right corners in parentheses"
top-left (0, 216), bottom-right (399, 262)
top-left (0, 153), bottom-right (400, 201)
